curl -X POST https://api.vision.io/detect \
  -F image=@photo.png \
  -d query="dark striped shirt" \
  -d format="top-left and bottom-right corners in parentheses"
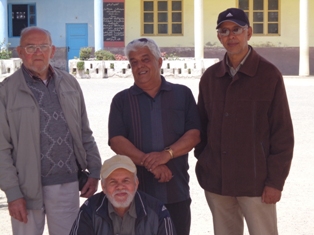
top-left (109, 76), bottom-right (200, 204)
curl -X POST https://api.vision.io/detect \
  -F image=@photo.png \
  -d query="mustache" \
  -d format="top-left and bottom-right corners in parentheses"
top-left (112, 189), bottom-right (131, 196)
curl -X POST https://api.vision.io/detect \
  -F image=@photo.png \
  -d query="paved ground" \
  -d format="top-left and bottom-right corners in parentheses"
top-left (0, 76), bottom-right (314, 234)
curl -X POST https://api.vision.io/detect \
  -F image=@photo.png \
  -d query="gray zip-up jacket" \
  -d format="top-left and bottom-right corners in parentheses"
top-left (70, 191), bottom-right (176, 235)
top-left (0, 67), bottom-right (101, 209)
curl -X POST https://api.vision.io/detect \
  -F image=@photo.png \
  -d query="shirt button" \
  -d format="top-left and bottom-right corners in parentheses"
top-left (225, 112), bottom-right (229, 117)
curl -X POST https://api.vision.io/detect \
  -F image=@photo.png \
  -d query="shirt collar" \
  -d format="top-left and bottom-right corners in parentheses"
top-left (226, 47), bottom-right (252, 76)
top-left (130, 75), bottom-right (171, 95)
top-left (22, 64), bottom-right (55, 83)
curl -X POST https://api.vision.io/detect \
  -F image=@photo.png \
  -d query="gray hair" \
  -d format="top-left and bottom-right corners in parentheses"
top-left (20, 26), bottom-right (52, 45)
top-left (124, 38), bottom-right (161, 61)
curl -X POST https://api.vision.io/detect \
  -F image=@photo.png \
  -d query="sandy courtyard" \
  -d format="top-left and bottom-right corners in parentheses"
top-left (0, 77), bottom-right (313, 234)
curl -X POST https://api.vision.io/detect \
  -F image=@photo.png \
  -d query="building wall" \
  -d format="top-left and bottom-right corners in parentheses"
top-left (8, 0), bottom-right (94, 69)
top-left (8, 0), bottom-right (94, 47)
top-left (6, 0), bottom-right (314, 49)
top-left (124, 0), bottom-right (195, 47)
top-left (6, 0), bottom-right (314, 74)
top-left (123, 0), bottom-right (313, 75)
top-left (203, 0), bottom-right (304, 47)
top-left (125, 0), bottom-right (313, 48)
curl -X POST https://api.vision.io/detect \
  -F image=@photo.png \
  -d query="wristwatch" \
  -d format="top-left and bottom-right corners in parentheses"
top-left (164, 147), bottom-right (174, 159)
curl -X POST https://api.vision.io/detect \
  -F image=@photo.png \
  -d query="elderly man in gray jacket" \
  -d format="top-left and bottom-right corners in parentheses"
top-left (0, 26), bottom-right (101, 235)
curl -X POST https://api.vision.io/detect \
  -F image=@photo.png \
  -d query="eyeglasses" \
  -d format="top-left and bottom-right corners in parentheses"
top-left (217, 26), bottom-right (248, 37)
top-left (23, 44), bottom-right (52, 54)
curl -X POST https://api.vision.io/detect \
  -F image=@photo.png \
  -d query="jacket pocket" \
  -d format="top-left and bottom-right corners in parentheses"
top-left (9, 106), bottom-right (36, 126)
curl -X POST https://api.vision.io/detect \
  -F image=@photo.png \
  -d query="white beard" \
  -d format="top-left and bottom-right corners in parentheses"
top-left (106, 189), bottom-right (136, 208)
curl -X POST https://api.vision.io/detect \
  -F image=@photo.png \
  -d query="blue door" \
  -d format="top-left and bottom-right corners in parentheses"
top-left (66, 23), bottom-right (88, 61)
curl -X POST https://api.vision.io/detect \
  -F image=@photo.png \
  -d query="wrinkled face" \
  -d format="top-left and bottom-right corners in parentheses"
top-left (128, 46), bottom-right (162, 87)
top-left (217, 21), bottom-right (252, 57)
top-left (102, 168), bottom-right (138, 208)
top-left (17, 28), bottom-right (55, 77)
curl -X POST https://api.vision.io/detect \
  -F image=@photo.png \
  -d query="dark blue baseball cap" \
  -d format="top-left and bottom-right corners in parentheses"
top-left (216, 8), bottom-right (250, 29)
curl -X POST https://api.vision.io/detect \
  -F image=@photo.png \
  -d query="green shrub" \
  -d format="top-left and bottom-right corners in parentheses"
top-left (77, 61), bottom-right (84, 71)
top-left (95, 50), bottom-right (115, 60)
top-left (79, 47), bottom-right (92, 60)
top-left (0, 40), bottom-right (12, 59)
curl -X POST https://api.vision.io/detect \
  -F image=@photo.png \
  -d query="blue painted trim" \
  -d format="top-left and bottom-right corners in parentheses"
top-left (8, 3), bottom-right (37, 38)
top-left (7, 4), bottom-right (12, 37)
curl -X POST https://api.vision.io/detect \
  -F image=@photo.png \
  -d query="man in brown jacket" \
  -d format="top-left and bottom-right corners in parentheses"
top-left (195, 8), bottom-right (294, 235)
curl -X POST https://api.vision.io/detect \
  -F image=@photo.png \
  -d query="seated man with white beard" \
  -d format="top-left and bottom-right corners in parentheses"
top-left (69, 154), bottom-right (176, 235)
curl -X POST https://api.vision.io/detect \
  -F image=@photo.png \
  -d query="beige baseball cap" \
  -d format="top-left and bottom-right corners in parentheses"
top-left (100, 155), bottom-right (137, 180)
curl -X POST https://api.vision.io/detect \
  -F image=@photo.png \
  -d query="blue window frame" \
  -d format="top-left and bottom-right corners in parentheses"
top-left (8, 4), bottom-right (36, 37)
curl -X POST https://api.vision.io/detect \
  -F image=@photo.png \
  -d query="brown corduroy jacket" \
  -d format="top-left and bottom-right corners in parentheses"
top-left (195, 47), bottom-right (294, 196)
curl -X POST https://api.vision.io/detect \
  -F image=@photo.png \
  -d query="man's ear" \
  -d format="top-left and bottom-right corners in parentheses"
top-left (247, 27), bottom-right (253, 41)
top-left (50, 45), bottom-right (56, 59)
top-left (101, 181), bottom-right (106, 193)
top-left (16, 46), bottom-right (23, 58)
top-left (217, 33), bottom-right (222, 44)
top-left (135, 176), bottom-right (139, 190)
top-left (158, 57), bottom-right (163, 68)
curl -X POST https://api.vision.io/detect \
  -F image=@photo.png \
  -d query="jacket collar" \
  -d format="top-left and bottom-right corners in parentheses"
top-left (134, 191), bottom-right (148, 219)
top-left (216, 46), bottom-right (260, 78)
top-left (22, 64), bottom-right (55, 81)
top-left (96, 191), bottom-right (147, 221)
top-left (14, 65), bottom-right (58, 90)
top-left (3, 66), bottom-right (63, 99)
top-left (14, 69), bottom-right (34, 94)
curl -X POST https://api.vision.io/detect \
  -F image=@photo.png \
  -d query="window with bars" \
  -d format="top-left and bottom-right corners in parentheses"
top-left (142, 0), bottom-right (182, 36)
top-left (8, 4), bottom-right (36, 37)
top-left (238, 0), bottom-right (279, 35)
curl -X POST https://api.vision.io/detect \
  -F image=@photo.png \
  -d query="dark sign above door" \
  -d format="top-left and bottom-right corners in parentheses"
top-left (103, 2), bottom-right (125, 47)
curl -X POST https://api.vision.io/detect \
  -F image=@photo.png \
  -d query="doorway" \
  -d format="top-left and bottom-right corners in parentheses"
top-left (66, 23), bottom-right (88, 61)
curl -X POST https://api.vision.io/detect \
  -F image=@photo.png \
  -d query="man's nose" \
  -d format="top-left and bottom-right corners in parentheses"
top-left (34, 47), bottom-right (43, 54)
top-left (116, 182), bottom-right (125, 189)
top-left (228, 31), bottom-right (236, 38)
top-left (136, 61), bottom-right (144, 68)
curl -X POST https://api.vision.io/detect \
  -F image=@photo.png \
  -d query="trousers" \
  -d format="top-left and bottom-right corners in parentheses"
top-left (165, 197), bottom-right (191, 235)
top-left (11, 181), bottom-right (79, 235)
top-left (205, 191), bottom-right (278, 235)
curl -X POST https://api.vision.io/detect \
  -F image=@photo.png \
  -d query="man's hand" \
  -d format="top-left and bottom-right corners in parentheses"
top-left (8, 198), bottom-right (28, 223)
top-left (151, 165), bottom-right (173, 183)
top-left (80, 177), bottom-right (99, 198)
top-left (141, 151), bottom-right (172, 171)
top-left (262, 186), bottom-right (282, 204)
